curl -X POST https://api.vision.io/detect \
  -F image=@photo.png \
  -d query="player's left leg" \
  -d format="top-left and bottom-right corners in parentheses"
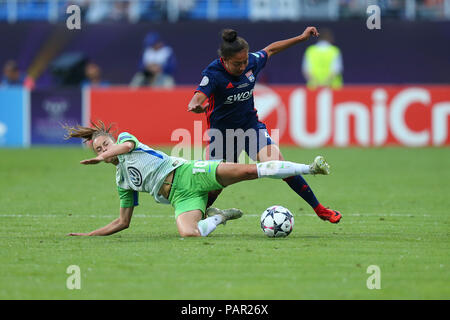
top-left (257, 145), bottom-right (319, 205)
top-left (257, 144), bottom-right (342, 224)
top-left (172, 161), bottom-right (243, 237)
top-left (176, 209), bottom-right (232, 237)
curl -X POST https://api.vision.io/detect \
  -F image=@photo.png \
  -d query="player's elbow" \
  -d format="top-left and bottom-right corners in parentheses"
top-left (187, 101), bottom-right (195, 110)
top-left (118, 219), bottom-right (130, 229)
top-left (179, 231), bottom-right (201, 237)
top-left (123, 220), bottom-right (131, 229)
top-left (188, 94), bottom-right (199, 106)
top-left (178, 227), bottom-right (201, 237)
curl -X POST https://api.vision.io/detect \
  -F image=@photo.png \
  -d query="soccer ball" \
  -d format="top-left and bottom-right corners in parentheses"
top-left (260, 205), bottom-right (294, 238)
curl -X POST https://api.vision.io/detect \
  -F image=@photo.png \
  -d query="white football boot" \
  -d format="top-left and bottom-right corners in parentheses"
top-left (205, 207), bottom-right (243, 225)
top-left (309, 156), bottom-right (331, 175)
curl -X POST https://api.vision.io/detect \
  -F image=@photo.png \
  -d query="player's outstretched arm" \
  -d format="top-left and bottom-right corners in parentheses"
top-left (67, 207), bottom-right (134, 236)
top-left (80, 141), bottom-right (135, 165)
top-left (263, 26), bottom-right (319, 58)
top-left (188, 92), bottom-right (209, 113)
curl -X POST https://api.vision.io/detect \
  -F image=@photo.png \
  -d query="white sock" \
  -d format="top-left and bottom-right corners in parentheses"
top-left (256, 161), bottom-right (310, 179)
top-left (197, 215), bottom-right (223, 237)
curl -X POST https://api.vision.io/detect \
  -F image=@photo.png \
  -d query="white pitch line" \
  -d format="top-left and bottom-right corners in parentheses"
top-left (0, 213), bottom-right (433, 218)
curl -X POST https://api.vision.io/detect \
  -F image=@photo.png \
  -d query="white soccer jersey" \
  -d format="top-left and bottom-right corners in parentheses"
top-left (115, 132), bottom-right (187, 204)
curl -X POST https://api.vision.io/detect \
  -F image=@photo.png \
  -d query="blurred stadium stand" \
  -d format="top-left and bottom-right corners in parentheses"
top-left (1, 1), bottom-right (449, 148)
top-left (0, 0), bottom-right (449, 23)
top-left (0, 0), bottom-right (449, 87)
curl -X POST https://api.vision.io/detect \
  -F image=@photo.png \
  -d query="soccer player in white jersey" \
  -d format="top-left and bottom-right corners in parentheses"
top-left (63, 121), bottom-right (331, 237)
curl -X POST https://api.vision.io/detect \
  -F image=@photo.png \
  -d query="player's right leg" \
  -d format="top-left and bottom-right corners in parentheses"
top-left (215, 162), bottom-right (258, 186)
top-left (215, 160), bottom-right (319, 187)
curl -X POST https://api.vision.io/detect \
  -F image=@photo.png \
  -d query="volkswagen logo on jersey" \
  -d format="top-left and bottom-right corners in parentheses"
top-left (127, 166), bottom-right (143, 187)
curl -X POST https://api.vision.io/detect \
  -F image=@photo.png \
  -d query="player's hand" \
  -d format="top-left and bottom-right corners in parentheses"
top-left (67, 232), bottom-right (90, 236)
top-left (302, 26), bottom-right (319, 40)
top-left (80, 156), bottom-right (103, 165)
top-left (188, 103), bottom-right (208, 113)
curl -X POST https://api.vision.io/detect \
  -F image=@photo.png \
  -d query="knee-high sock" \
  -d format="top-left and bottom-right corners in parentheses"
top-left (256, 161), bottom-right (311, 179)
top-left (256, 161), bottom-right (321, 209)
top-left (283, 175), bottom-right (320, 209)
top-left (197, 215), bottom-right (223, 237)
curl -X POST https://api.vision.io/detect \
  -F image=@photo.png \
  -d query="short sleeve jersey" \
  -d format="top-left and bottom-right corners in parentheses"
top-left (195, 50), bottom-right (268, 131)
top-left (115, 132), bottom-right (187, 207)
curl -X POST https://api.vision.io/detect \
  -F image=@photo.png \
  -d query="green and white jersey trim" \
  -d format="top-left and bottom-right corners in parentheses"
top-left (115, 132), bottom-right (187, 204)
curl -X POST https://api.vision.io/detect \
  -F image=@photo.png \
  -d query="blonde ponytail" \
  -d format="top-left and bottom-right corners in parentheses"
top-left (62, 120), bottom-right (116, 144)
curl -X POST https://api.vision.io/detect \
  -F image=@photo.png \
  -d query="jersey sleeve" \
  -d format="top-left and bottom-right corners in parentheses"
top-left (195, 71), bottom-right (217, 98)
top-left (117, 132), bottom-right (139, 150)
top-left (117, 186), bottom-right (139, 208)
top-left (251, 50), bottom-right (269, 75)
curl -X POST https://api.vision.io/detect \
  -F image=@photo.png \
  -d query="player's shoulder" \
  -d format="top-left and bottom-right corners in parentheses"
top-left (250, 50), bottom-right (268, 60)
top-left (117, 132), bottom-right (139, 147)
top-left (202, 59), bottom-right (225, 76)
top-left (117, 132), bottom-right (136, 140)
top-left (200, 59), bottom-right (227, 86)
top-left (248, 50), bottom-right (268, 67)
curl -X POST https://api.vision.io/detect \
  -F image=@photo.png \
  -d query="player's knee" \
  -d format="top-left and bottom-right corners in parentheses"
top-left (179, 227), bottom-right (201, 237)
top-left (242, 165), bottom-right (257, 179)
top-left (233, 165), bottom-right (256, 181)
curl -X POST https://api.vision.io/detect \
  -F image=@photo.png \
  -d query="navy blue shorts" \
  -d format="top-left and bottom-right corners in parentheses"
top-left (207, 122), bottom-right (275, 162)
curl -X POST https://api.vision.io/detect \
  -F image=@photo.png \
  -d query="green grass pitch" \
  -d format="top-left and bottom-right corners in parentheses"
top-left (0, 146), bottom-right (449, 299)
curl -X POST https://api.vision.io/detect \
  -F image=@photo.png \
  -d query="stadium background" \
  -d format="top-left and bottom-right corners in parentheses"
top-left (1, 0), bottom-right (449, 148)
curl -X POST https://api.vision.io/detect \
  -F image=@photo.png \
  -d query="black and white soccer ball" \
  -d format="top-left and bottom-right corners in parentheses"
top-left (260, 205), bottom-right (294, 238)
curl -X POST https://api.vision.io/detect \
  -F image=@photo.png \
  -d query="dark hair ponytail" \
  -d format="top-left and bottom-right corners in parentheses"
top-left (222, 29), bottom-right (237, 43)
top-left (218, 29), bottom-right (249, 59)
